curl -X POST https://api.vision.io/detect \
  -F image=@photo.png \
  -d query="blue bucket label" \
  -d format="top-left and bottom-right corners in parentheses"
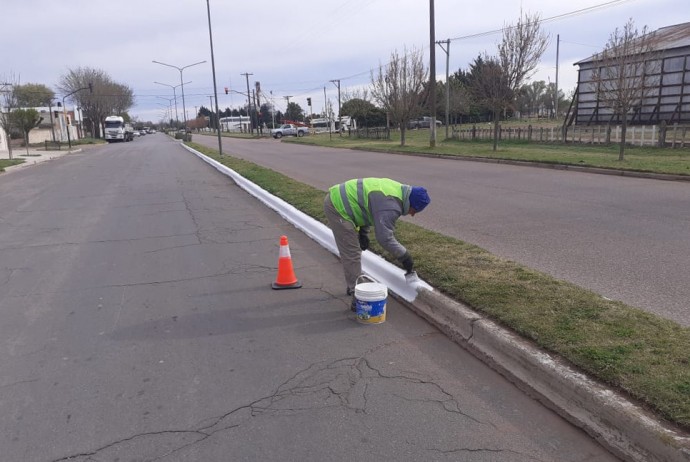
top-left (356, 299), bottom-right (386, 323)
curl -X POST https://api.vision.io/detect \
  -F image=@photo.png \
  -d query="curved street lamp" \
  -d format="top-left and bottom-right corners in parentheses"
top-left (152, 60), bottom-right (206, 128)
top-left (154, 81), bottom-right (189, 128)
top-left (156, 96), bottom-right (175, 129)
top-left (62, 82), bottom-right (93, 149)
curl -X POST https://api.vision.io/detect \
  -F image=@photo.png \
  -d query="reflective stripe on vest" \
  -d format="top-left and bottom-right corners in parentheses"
top-left (329, 178), bottom-right (403, 227)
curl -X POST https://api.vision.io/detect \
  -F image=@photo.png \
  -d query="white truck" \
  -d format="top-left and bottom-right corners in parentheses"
top-left (104, 116), bottom-right (134, 142)
top-left (271, 124), bottom-right (309, 138)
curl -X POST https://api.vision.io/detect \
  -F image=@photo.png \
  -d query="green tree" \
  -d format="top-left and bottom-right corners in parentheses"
top-left (341, 98), bottom-right (385, 127)
top-left (541, 82), bottom-right (567, 118)
top-left (517, 80), bottom-right (547, 118)
top-left (453, 56), bottom-right (493, 123)
top-left (15, 83), bottom-right (55, 107)
top-left (13, 108), bottom-right (43, 155)
top-left (284, 102), bottom-right (304, 122)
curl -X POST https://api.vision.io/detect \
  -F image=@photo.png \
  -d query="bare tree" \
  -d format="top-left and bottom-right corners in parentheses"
top-left (370, 47), bottom-right (428, 146)
top-left (341, 88), bottom-right (370, 104)
top-left (111, 82), bottom-right (134, 116)
top-left (0, 75), bottom-right (19, 160)
top-left (498, 11), bottom-right (550, 96)
top-left (59, 67), bottom-right (133, 139)
top-left (590, 19), bottom-right (661, 160)
top-left (469, 55), bottom-right (513, 151)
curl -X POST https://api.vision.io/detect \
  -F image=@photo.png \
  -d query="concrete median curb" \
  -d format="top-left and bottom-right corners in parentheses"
top-left (396, 288), bottom-right (690, 462)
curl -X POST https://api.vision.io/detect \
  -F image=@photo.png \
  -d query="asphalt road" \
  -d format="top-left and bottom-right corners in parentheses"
top-left (194, 135), bottom-right (690, 326)
top-left (0, 135), bottom-right (617, 461)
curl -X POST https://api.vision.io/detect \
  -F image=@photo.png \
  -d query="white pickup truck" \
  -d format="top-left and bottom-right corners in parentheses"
top-left (271, 124), bottom-right (309, 139)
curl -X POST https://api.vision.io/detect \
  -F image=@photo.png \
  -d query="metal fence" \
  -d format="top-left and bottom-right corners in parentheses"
top-left (350, 127), bottom-right (391, 140)
top-left (450, 123), bottom-right (690, 148)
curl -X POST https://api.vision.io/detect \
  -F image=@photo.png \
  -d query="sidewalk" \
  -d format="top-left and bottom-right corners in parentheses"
top-left (0, 147), bottom-right (77, 173)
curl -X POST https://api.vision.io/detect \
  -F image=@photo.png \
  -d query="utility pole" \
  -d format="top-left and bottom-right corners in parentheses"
top-left (429, 0), bottom-right (437, 148)
top-left (205, 0), bottom-right (223, 154)
top-left (241, 72), bottom-right (253, 134)
top-left (330, 79), bottom-right (341, 135)
top-left (270, 90), bottom-right (275, 128)
top-left (254, 81), bottom-right (261, 132)
top-left (252, 89), bottom-right (258, 132)
top-left (48, 99), bottom-right (56, 142)
top-left (554, 34), bottom-right (560, 119)
top-left (437, 39), bottom-right (451, 139)
top-left (324, 86), bottom-right (331, 141)
top-left (283, 96), bottom-right (292, 121)
top-left (208, 95), bottom-right (215, 131)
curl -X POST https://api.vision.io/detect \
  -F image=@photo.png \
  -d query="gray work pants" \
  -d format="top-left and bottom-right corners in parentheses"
top-left (324, 194), bottom-right (361, 293)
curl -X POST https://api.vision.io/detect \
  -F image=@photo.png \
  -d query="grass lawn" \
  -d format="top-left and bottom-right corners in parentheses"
top-left (187, 139), bottom-right (690, 431)
top-left (0, 158), bottom-right (25, 172)
top-left (288, 128), bottom-right (690, 176)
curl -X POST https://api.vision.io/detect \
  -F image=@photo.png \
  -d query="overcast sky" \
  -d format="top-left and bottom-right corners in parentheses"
top-left (4, 0), bottom-right (688, 123)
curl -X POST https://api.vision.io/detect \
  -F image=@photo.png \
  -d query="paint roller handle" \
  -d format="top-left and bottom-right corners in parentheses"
top-left (358, 227), bottom-right (370, 251)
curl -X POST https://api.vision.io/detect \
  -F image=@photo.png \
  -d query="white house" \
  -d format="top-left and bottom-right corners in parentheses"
top-left (0, 105), bottom-right (82, 154)
top-left (0, 124), bottom-right (7, 153)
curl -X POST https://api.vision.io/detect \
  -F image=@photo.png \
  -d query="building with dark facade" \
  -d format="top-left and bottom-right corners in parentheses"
top-left (568, 22), bottom-right (690, 126)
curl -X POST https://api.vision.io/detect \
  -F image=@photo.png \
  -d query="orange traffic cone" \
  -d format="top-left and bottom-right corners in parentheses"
top-left (272, 235), bottom-right (302, 290)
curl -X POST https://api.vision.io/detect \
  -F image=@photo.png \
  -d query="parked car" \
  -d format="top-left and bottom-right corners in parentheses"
top-left (270, 124), bottom-right (309, 139)
top-left (407, 116), bottom-right (442, 129)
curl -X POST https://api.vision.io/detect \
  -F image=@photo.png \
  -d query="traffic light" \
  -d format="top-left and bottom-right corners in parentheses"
top-left (224, 87), bottom-right (228, 95)
top-left (307, 97), bottom-right (312, 106)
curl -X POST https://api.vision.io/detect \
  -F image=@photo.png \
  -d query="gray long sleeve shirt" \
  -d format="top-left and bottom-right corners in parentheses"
top-left (365, 185), bottom-right (412, 260)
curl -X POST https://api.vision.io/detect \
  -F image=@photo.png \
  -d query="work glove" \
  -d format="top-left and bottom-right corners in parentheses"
top-left (358, 227), bottom-right (370, 251)
top-left (400, 252), bottom-right (414, 273)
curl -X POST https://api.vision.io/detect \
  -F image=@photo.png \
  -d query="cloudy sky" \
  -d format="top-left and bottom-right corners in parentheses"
top-left (4, 0), bottom-right (688, 123)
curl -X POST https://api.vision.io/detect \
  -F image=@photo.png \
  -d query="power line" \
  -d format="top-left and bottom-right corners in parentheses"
top-left (446, 0), bottom-right (635, 42)
top-left (332, 0), bottom-right (636, 85)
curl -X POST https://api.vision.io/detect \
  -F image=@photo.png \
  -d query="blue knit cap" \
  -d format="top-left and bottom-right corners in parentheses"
top-left (409, 186), bottom-right (430, 212)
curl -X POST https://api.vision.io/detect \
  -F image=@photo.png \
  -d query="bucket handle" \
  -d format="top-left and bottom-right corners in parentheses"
top-left (356, 274), bottom-right (376, 286)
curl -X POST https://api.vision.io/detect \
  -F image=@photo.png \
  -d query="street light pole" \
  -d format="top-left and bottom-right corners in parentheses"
top-left (154, 81), bottom-right (189, 128)
top-left (241, 72), bottom-right (253, 134)
top-left (153, 59), bottom-right (206, 129)
top-left (156, 96), bottom-right (174, 128)
top-left (206, 0), bottom-right (223, 155)
top-left (437, 38), bottom-right (451, 139)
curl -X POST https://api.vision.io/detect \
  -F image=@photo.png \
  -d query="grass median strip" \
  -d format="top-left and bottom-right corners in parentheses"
top-left (188, 140), bottom-right (690, 430)
top-left (290, 129), bottom-right (690, 176)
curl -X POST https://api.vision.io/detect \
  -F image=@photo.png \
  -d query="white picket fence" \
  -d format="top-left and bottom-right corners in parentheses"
top-left (451, 124), bottom-right (690, 148)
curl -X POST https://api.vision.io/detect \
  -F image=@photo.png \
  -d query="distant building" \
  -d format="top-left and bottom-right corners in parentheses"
top-left (569, 22), bottom-right (690, 126)
top-left (0, 125), bottom-right (7, 152)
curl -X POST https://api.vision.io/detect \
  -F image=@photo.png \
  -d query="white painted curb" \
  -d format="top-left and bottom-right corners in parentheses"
top-left (183, 142), bottom-right (690, 462)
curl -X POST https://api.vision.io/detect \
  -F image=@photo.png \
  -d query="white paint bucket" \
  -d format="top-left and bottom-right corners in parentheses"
top-left (354, 275), bottom-right (388, 324)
